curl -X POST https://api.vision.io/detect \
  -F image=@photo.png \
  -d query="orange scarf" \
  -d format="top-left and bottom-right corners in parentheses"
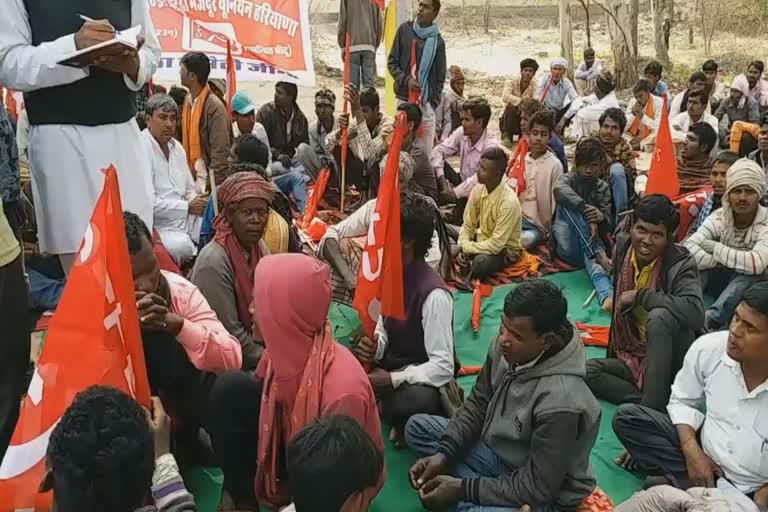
top-left (628, 98), bottom-right (654, 140)
top-left (182, 85), bottom-right (211, 177)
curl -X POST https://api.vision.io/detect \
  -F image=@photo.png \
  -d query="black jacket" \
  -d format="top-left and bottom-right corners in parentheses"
top-left (387, 22), bottom-right (446, 109)
top-left (607, 234), bottom-right (704, 359)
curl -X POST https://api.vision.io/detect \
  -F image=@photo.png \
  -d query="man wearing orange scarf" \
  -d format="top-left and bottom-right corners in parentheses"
top-left (625, 79), bottom-right (664, 151)
top-left (180, 52), bottom-right (232, 194)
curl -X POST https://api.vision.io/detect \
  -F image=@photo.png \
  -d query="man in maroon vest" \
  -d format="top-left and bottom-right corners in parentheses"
top-left (354, 192), bottom-right (456, 445)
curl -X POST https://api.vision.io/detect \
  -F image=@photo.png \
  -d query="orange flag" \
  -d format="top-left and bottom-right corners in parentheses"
top-left (226, 39), bottom-right (237, 118)
top-left (471, 282), bottom-right (493, 333)
top-left (0, 166), bottom-right (150, 511)
top-left (3, 89), bottom-right (17, 123)
top-left (353, 112), bottom-right (407, 335)
top-left (506, 137), bottom-right (529, 195)
top-left (645, 95), bottom-right (679, 198)
top-left (298, 166), bottom-right (331, 229)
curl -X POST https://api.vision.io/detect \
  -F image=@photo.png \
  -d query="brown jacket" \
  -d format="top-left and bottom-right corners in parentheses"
top-left (199, 93), bottom-right (232, 187)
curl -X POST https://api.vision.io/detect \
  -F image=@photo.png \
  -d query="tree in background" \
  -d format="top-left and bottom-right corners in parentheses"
top-left (595, 0), bottom-right (639, 89)
top-left (560, 0), bottom-right (575, 77)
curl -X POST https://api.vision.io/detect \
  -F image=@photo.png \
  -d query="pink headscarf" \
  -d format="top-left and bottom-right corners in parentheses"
top-left (253, 254), bottom-right (336, 508)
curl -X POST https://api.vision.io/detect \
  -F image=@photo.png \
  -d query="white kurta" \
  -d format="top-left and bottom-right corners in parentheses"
top-left (141, 130), bottom-right (201, 265)
top-left (0, 0), bottom-right (160, 254)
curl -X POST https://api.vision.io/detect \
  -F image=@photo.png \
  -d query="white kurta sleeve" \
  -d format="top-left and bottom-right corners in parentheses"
top-left (390, 289), bottom-right (455, 389)
top-left (0, 0), bottom-right (90, 92)
top-left (124, 0), bottom-right (161, 91)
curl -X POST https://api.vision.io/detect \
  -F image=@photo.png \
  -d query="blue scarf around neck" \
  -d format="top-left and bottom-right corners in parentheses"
top-left (412, 20), bottom-right (439, 105)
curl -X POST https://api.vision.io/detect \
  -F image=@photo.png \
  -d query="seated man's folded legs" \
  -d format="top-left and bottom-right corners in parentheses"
top-left (609, 162), bottom-right (630, 225)
top-left (585, 358), bottom-right (641, 405)
top-left (613, 403), bottom-right (689, 483)
top-left (704, 271), bottom-right (764, 331)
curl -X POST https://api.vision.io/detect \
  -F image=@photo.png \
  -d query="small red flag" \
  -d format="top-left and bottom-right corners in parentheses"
top-left (226, 39), bottom-right (237, 118)
top-left (645, 95), bottom-right (680, 198)
top-left (408, 40), bottom-right (420, 105)
top-left (298, 167), bottom-right (331, 230)
top-left (4, 89), bottom-right (18, 123)
top-left (340, 33), bottom-right (351, 173)
top-left (506, 137), bottom-right (529, 195)
top-left (353, 112), bottom-right (408, 335)
top-left (0, 166), bottom-right (150, 511)
top-left (674, 185), bottom-right (713, 242)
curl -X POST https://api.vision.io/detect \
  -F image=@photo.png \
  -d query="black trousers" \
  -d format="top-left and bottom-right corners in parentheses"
top-left (585, 307), bottom-right (694, 412)
top-left (377, 383), bottom-right (443, 430)
top-left (0, 254), bottom-right (31, 462)
top-left (207, 371), bottom-right (262, 507)
top-left (613, 403), bottom-right (689, 485)
top-left (500, 104), bottom-right (522, 141)
top-left (142, 330), bottom-right (216, 463)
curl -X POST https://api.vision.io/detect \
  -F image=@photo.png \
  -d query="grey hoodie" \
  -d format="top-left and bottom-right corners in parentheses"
top-left (437, 326), bottom-right (601, 510)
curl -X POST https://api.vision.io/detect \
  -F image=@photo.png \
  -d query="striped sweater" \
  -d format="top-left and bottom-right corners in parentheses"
top-left (684, 205), bottom-right (768, 275)
top-left (136, 454), bottom-right (197, 512)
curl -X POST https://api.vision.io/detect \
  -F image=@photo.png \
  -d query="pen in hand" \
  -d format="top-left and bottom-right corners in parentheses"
top-left (77, 14), bottom-right (116, 34)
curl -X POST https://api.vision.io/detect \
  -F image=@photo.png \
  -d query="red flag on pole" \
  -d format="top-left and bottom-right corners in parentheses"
top-left (0, 166), bottom-right (151, 511)
top-left (340, 33), bottom-right (351, 180)
top-left (353, 112), bottom-right (408, 336)
top-left (645, 95), bottom-right (680, 198)
top-left (408, 40), bottom-right (420, 104)
top-left (674, 185), bottom-right (713, 241)
top-left (226, 39), bottom-right (237, 118)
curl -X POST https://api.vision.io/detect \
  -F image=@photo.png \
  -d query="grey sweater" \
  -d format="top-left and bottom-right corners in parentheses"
top-left (190, 241), bottom-right (268, 370)
top-left (338, 0), bottom-right (382, 52)
top-left (437, 328), bottom-right (600, 510)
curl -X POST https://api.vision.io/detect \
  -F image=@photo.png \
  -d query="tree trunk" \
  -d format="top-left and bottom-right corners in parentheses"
top-left (483, 0), bottom-right (491, 33)
top-left (584, 0), bottom-right (592, 48)
top-left (653, 0), bottom-right (671, 67)
top-left (605, 0), bottom-right (639, 89)
top-left (687, 0), bottom-right (696, 45)
top-left (559, 0), bottom-right (574, 78)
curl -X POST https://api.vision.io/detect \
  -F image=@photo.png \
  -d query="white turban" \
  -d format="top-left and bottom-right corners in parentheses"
top-left (730, 75), bottom-right (750, 108)
top-left (725, 158), bottom-right (765, 200)
top-left (550, 58), bottom-right (568, 69)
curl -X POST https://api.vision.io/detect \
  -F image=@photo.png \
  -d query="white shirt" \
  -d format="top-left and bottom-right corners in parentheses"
top-left (373, 287), bottom-right (455, 389)
top-left (0, 0), bottom-right (160, 254)
top-left (318, 197), bottom-right (442, 270)
top-left (142, 130), bottom-right (195, 232)
top-left (667, 332), bottom-right (768, 493)
top-left (564, 92), bottom-right (620, 139)
top-left (232, 121), bottom-right (272, 164)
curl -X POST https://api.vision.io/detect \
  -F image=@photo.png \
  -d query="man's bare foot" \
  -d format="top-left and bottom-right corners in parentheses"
top-left (389, 425), bottom-right (406, 449)
top-left (615, 449), bottom-right (638, 471)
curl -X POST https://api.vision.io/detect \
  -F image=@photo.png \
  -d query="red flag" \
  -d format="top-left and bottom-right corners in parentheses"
top-left (645, 95), bottom-right (679, 198)
top-left (408, 40), bottom-right (420, 105)
top-left (4, 89), bottom-right (18, 123)
top-left (506, 137), bottom-right (529, 195)
top-left (0, 166), bottom-right (150, 511)
top-left (674, 185), bottom-right (713, 242)
top-left (471, 282), bottom-right (492, 333)
top-left (226, 39), bottom-right (237, 118)
top-left (353, 112), bottom-right (407, 335)
top-left (298, 167), bottom-right (331, 229)
top-left (340, 33), bottom-right (351, 173)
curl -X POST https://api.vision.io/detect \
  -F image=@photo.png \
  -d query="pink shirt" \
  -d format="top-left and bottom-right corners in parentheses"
top-left (430, 128), bottom-right (500, 198)
top-left (164, 270), bottom-right (243, 371)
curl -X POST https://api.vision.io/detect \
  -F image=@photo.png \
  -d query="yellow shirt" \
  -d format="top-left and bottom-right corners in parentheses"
top-left (631, 250), bottom-right (657, 342)
top-left (458, 182), bottom-right (522, 257)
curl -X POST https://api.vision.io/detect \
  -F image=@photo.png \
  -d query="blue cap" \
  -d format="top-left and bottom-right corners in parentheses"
top-left (231, 90), bottom-right (256, 115)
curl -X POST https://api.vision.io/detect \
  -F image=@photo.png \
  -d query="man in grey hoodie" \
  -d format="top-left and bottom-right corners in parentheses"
top-left (405, 279), bottom-right (601, 512)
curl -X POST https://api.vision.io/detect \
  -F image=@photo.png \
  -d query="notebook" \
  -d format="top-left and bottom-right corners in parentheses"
top-left (58, 24), bottom-right (142, 68)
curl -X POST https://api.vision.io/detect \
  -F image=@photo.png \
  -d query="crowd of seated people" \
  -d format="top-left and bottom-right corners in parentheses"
top-left (9, 14), bottom-right (768, 512)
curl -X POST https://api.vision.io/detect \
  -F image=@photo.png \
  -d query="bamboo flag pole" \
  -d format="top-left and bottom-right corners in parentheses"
top-left (340, 33), bottom-right (351, 213)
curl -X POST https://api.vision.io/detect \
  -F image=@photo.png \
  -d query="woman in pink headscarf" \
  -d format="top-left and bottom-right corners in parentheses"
top-left (207, 253), bottom-right (384, 511)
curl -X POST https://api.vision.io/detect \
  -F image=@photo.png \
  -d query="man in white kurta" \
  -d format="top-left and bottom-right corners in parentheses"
top-left (141, 94), bottom-right (204, 266)
top-left (0, 0), bottom-right (160, 271)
